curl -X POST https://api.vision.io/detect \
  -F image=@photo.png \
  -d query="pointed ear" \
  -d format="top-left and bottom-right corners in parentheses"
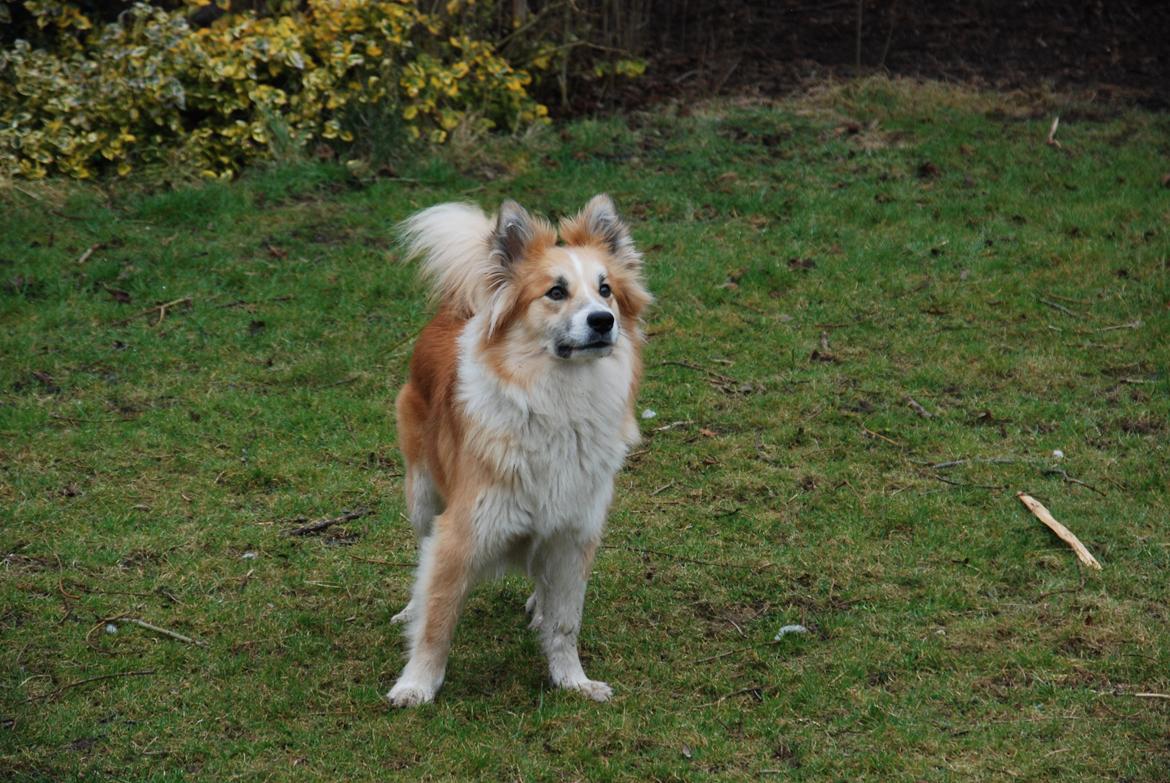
top-left (563, 194), bottom-right (637, 260)
top-left (491, 200), bottom-right (535, 268)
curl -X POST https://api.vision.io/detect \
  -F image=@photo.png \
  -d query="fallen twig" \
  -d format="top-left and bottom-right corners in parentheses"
top-left (694, 640), bottom-right (778, 664)
top-left (906, 397), bottom-right (933, 418)
top-left (1043, 468), bottom-right (1106, 497)
top-left (860, 425), bottom-right (900, 446)
top-left (26, 669), bottom-right (156, 703)
top-left (653, 419), bottom-right (693, 432)
top-left (1132, 692), bottom-right (1170, 701)
top-left (1017, 492), bottom-right (1101, 570)
top-left (284, 507), bottom-right (371, 537)
top-left (117, 296), bottom-right (192, 327)
top-left (77, 243), bottom-right (103, 265)
top-left (924, 457), bottom-right (1022, 469)
top-left (1038, 296), bottom-right (1078, 317)
top-left (700, 684), bottom-right (766, 708)
top-left (1095, 320), bottom-right (1141, 332)
top-left (1046, 115), bottom-right (1062, 149)
top-left (649, 480), bottom-right (676, 497)
top-left (122, 617), bottom-right (207, 647)
top-left (348, 554), bottom-right (415, 568)
top-left (931, 474), bottom-right (1006, 490)
top-left (655, 360), bottom-right (745, 393)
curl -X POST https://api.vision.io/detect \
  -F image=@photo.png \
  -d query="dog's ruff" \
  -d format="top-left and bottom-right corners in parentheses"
top-left (387, 194), bottom-right (651, 707)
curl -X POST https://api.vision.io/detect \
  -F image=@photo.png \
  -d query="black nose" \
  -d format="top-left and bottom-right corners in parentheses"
top-left (587, 310), bottom-right (615, 333)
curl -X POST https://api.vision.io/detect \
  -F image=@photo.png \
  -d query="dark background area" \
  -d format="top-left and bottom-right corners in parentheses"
top-left (596, 0), bottom-right (1170, 112)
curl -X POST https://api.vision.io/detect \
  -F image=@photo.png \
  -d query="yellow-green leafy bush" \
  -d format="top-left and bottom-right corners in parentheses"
top-left (0, 1), bottom-right (547, 179)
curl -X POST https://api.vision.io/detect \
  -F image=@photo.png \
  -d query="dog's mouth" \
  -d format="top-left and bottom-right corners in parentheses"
top-left (554, 339), bottom-right (614, 359)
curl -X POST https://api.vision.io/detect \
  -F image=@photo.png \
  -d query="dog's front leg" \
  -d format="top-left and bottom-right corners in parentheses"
top-left (534, 532), bottom-right (611, 702)
top-left (387, 511), bottom-right (474, 708)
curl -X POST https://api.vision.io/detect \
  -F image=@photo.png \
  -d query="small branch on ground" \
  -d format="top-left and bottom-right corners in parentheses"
top-left (653, 419), bottom-right (693, 432)
top-left (694, 640), bottom-right (779, 664)
top-left (284, 508), bottom-right (371, 537)
top-left (1017, 492), bottom-right (1101, 570)
top-left (649, 480), bottom-right (676, 497)
top-left (77, 243), bottom-right (103, 265)
top-left (931, 474), bottom-right (1006, 490)
top-left (920, 457), bottom-right (1023, 469)
top-left (1043, 468), bottom-right (1106, 497)
top-left (1038, 296), bottom-right (1079, 317)
top-left (122, 617), bottom-right (207, 647)
top-left (701, 684), bottom-right (767, 708)
top-left (906, 397), bottom-right (933, 418)
top-left (860, 424), bottom-right (900, 446)
top-left (26, 669), bottom-right (157, 703)
top-left (116, 296), bottom-right (192, 327)
top-left (1046, 116), bottom-right (1062, 149)
top-left (348, 554), bottom-right (415, 568)
top-left (1095, 320), bottom-right (1141, 332)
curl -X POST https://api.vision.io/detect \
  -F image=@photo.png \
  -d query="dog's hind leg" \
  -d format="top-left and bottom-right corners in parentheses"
top-left (391, 465), bottom-right (443, 625)
top-left (532, 532), bottom-right (611, 702)
top-left (388, 508), bottom-right (475, 707)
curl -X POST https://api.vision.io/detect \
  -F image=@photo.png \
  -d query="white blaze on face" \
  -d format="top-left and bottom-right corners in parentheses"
top-left (561, 250), bottom-right (618, 352)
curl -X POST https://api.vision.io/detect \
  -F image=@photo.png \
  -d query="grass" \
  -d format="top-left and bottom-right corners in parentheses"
top-left (2, 78), bottom-right (1168, 781)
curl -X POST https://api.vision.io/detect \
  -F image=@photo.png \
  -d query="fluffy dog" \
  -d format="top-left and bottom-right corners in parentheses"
top-left (387, 194), bottom-right (651, 707)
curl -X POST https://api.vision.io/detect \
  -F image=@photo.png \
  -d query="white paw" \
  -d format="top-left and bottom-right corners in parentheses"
top-left (387, 679), bottom-right (435, 708)
top-left (390, 604), bottom-right (415, 625)
top-left (563, 679), bottom-right (613, 702)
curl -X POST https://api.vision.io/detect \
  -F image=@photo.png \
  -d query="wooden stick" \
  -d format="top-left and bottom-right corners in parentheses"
top-left (27, 669), bottom-right (156, 703)
top-left (116, 296), bottom-right (192, 326)
top-left (860, 425), bottom-right (899, 446)
top-left (123, 618), bottom-right (207, 647)
top-left (77, 243), bottom-right (102, 265)
top-left (906, 397), bottom-right (933, 418)
top-left (1132, 692), bottom-right (1170, 700)
top-left (284, 507), bottom-right (371, 536)
top-left (1017, 492), bottom-right (1101, 570)
top-left (1046, 116), bottom-right (1062, 148)
top-left (348, 555), bottom-right (415, 568)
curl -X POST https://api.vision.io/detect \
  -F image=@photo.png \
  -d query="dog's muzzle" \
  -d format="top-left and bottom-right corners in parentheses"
top-left (555, 309), bottom-right (616, 359)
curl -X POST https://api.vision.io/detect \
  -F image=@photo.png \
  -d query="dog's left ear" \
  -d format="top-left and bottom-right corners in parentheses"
top-left (563, 194), bottom-right (638, 263)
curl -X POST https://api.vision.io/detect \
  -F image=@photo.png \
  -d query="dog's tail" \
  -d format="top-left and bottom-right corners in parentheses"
top-left (398, 202), bottom-right (496, 317)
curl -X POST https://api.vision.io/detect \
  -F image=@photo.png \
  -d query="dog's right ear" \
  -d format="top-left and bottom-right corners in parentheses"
top-left (491, 200), bottom-right (535, 268)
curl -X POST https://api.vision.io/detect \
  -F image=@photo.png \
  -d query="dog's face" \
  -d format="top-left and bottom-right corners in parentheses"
top-left (521, 244), bottom-right (621, 361)
top-left (486, 195), bottom-right (651, 365)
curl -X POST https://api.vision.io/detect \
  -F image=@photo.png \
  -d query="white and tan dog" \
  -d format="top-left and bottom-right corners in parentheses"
top-left (387, 195), bottom-right (651, 707)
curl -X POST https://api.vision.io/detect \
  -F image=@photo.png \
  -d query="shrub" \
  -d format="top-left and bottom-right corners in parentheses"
top-left (0, 1), bottom-right (548, 180)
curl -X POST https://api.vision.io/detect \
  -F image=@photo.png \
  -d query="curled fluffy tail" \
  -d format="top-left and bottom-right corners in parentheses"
top-left (398, 202), bottom-right (495, 317)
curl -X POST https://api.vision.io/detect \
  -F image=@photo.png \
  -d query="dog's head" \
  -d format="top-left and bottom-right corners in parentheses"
top-left (485, 194), bottom-right (651, 364)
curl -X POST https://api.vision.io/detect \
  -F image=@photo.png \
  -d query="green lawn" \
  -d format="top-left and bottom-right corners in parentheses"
top-left (2, 78), bottom-right (1168, 781)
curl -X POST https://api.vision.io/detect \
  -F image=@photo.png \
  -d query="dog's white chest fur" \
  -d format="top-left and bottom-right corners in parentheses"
top-left (457, 318), bottom-right (636, 540)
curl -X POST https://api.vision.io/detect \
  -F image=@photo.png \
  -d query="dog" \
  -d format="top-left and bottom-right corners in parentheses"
top-left (386, 194), bottom-right (651, 707)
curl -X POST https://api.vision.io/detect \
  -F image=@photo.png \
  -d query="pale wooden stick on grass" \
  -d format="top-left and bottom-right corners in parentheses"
top-left (123, 617), bottom-right (207, 647)
top-left (1017, 492), bottom-right (1101, 570)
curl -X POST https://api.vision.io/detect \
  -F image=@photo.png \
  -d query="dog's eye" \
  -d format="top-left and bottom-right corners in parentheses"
top-left (546, 285), bottom-right (567, 301)
top-left (598, 283), bottom-right (612, 298)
